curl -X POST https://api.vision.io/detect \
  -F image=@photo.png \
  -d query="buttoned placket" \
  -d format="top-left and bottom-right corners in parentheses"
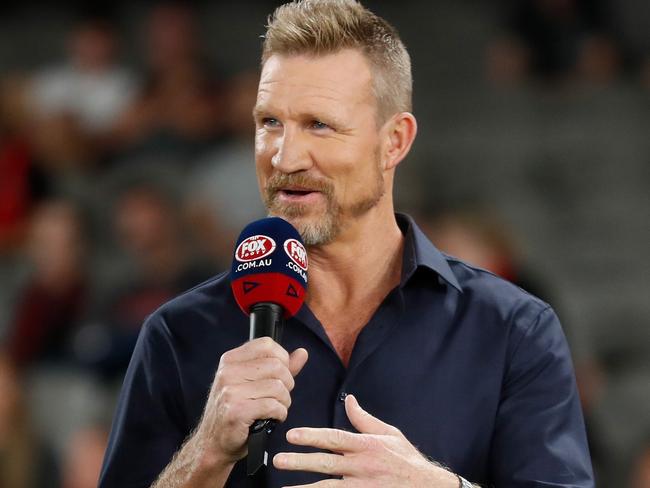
top-left (294, 286), bottom-right (406, 433)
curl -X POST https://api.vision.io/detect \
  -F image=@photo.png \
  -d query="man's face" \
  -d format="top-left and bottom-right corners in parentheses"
top-left (254, 49), bottom-right (386, 245)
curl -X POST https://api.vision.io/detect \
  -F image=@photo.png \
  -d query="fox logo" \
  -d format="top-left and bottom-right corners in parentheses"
top-left (235, 235), bottom-right (276, 262)
top-left (284, 239), bottom-right (308, 271)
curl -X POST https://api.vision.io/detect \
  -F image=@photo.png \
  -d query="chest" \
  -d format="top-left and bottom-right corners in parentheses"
top-left (221, 329), bottom-right (501, 488)
top-left (192, 292), bottom-right (507, 487)
top-left (313, 306), bottom-right (378, 367)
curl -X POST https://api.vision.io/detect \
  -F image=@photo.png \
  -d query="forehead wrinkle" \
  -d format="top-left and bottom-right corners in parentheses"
top-left (257, 81), bottom-right (350, 103)
top-left (258, 65), bottom-right (374, 99)
top-left (256, 91), bottom-right (346, 107)
top-left (255, 96), bottom-right (366, 122)
top-left (256, 82), bottom-right (375, 116)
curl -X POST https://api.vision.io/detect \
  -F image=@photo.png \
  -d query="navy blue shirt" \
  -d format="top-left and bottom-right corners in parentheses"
top-left (99, 214), bottom-right (594, 487)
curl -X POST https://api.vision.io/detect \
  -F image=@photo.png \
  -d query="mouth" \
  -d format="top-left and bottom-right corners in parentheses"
top-left (274, 187), bottom-right (324, 204)
top-left (280, 187), bottom-right (317, 196)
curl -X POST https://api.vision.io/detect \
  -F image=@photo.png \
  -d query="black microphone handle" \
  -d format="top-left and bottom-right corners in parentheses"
top-left (247, 302), bottom-right (285, 476)
top-left (248, 302), bottom-right (284, 433)
top-left (249, 302), bottom-right (284, 342)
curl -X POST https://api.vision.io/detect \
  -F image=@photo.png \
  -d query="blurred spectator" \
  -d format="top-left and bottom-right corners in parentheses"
top-left (60, 425), bottom-right (108, 488)
top-left (487, 0), bottom-right (620, 85)
top-left (631, 440), bottom-right (650, 488)
top-left (422, 208), bottom-right (549, 300)
top-left (0, 77), bottom-right (49, 254)
top-left (485, 37), bottom-right (532, 86)
top-left (184, 70), bottom-right (265, 265)
top-left (0, 135), bottom-right (31, 252)
top-left (112, 182), bottom-right (210, 295)
top-left (0, 79), bottom-right (33, 254)
top-left (77, 182), bottom-right (212, 380)
top-left (0, 353), bottom-right (59, 488)
top-left (3, 199), bottom-right (89, 371)
top-left (605, 0), bottom-right (650, 86)
top-left (576, 35), bottom-right (621, 83)
top-left (28, 15), bottom-right (137, 169)
top-left (111, 2), bottom-right (225, 163)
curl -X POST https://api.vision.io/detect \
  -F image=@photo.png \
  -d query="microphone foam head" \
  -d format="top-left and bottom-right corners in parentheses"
top-left (230, 217), bottom-right (308, 318)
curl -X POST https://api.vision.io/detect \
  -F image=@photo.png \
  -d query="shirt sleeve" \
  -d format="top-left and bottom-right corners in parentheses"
top-left (489, 306), bottom-right (595, 487)
top-left (99, 312), bottom-right (188, 488)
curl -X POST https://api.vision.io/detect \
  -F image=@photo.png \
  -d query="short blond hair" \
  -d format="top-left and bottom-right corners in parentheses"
top-left (262, 0), bottom-right (412, 123)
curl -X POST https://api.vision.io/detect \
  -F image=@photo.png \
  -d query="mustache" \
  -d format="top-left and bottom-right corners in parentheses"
top-left (265, 173), bottom-right (334, 197)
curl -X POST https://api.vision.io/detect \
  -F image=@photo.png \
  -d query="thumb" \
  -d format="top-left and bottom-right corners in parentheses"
top-left (288, 347), bottom-right (308, 377)
top-left (345, 394), bottom-right (400, 436)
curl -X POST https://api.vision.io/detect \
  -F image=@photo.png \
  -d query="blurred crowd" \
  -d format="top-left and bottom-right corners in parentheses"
top-left (0, 4), bottom-right (265, 487)
top-left (488, 0), bottom-right (650, 88)
top-left (0, 1), bottom-right (648, 487)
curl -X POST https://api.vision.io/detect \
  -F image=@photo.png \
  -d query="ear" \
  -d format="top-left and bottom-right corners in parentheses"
top-left (381, 112), bottom-right (417, 171)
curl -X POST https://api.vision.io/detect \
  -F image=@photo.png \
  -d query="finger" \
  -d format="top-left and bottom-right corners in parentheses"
top-left (286, 427), bottom-right (368, 453)
top-left (219, 389), bottom-right (288, 427)
top-left (282, 479), bottom-right (342, 488)
top-left (289, 348), bottom-right (309, 377)
top-left (240, 397), bottom-right (288, 424)
top-left (281, 480), bottom-right (341, 488)
top-left (225, 357), bottom-right (296, 391)
top-left (236, 378), bottom-right (292, 408)
top-left (221, 337), bottom-right (290, 366)
top-left (274, 451), bottom-right (354, 475)
top-left (345, 395), bottom-right (400, 436)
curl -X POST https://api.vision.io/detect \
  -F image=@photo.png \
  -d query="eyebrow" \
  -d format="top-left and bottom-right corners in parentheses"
top-left (252, 106), bottom-right (270, 119)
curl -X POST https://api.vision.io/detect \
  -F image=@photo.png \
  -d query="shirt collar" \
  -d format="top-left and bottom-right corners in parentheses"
top-left (396, 213), bottom-right (463, 292)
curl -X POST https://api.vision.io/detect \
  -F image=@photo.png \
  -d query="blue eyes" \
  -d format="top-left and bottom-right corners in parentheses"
top-left (310, 120), bottom-right (329, 130)
top-left (262, 118), bottom-right (280, 127)
top-left (260, 118), bottom-right (330, 130)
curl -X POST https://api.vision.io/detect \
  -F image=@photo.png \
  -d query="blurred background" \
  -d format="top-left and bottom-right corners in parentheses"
top-left (0, 0), bottom-right (648, 486)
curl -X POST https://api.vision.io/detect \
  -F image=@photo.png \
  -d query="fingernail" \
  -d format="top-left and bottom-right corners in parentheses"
top-left (274, 453), bottom-right (287, 467)
top-left (286, 429), bottom-right (301, 442)
top-left (347, 394), bottom-right (360, 408)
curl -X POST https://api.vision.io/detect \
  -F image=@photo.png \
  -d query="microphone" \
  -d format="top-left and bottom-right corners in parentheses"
top-left (230, 217), bottom-right (308, 475)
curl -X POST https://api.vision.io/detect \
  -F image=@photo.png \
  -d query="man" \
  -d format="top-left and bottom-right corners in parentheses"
top-left (99, 1), bottom-right (594, 487)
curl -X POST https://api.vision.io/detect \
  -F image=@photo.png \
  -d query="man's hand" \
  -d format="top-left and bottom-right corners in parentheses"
top-left (151, 339), bottom-right (308, 488)
top-left (195, 337), bottom-right (309, 465)
top-left (273, 395), bottom-right (459, 487)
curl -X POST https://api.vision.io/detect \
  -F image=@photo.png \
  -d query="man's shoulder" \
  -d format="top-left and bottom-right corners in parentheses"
top-left (403, 213), bottom-right (550, 324)
top-left (443, 254), bottom-right (553, 330)
top-left (142, 271), bottom-right (242, 337)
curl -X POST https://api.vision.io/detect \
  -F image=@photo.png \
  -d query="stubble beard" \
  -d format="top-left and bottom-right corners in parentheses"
top-left (263, 157), bottom-right (385, 246)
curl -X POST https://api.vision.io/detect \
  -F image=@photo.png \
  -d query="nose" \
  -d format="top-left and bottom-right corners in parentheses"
top-left (271, 125), bottom-right (313, 173)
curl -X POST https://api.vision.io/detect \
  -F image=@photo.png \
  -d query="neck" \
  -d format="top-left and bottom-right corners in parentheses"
top-left (305, 204), bottom-right (403, 309)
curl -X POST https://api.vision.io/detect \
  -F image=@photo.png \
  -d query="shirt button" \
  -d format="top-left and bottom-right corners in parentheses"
top-left (338, 391), bottom-right (348, 402)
